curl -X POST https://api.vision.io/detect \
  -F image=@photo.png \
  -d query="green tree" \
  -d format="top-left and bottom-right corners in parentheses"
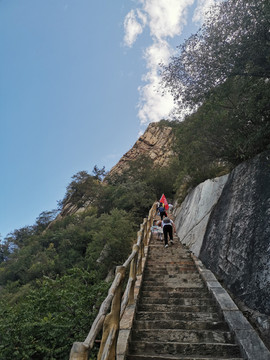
top-left (92, 165), bottom-right (107, 181)
top-left (0, 269), bottom-right (110, 360)
top-left (162, 0), bottom-right (270, 109)
top-left (86, 209), bottom-right (137, 277)
top-left (61, 171), bottom-right (102, 209)
top-left (35, 210), bottom-right (59, 232)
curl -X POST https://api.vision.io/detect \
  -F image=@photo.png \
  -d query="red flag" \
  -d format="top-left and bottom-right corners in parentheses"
top-left (159, 194), bottom-right (169, 210)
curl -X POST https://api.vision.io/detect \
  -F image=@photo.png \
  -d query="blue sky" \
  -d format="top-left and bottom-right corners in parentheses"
top-left (0, 0), bottom-right (214, 239)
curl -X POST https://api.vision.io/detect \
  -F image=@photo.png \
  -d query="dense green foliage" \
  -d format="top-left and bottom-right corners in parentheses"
top-left (0, 161), bottom-right (175, 359)
top-left (0, 205), bottom-right (138, 359)
top-left (0, 269), bottom-right (109, 360)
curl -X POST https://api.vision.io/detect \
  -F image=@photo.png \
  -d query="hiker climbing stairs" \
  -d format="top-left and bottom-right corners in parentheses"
top-left (126, 230), bottom-right (244, 360)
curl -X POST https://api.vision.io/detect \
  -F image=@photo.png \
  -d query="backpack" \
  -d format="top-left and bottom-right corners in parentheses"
top-left (163, 217), bottom-right (171, 224)
top-left (159, 206), bottom-right (165, 213)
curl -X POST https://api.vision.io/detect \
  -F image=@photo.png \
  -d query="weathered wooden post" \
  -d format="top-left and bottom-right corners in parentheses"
top-left (128, 244), bottom-right (139, 305)
top-left (97, 266), bottom-right (125, 360)
top-left (136, 228), bottom-right (143, 276)
top-left (69, 342), bottom-right (89, 360)
top-left (142, 218), bottom-right (148, 246)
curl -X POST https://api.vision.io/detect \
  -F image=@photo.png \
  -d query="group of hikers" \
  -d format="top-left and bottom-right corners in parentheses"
top-left (151, 196), bottom-right (176, 248)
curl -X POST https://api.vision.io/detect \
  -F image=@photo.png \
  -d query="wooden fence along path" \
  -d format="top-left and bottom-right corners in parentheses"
top-left (69, 202), bottom-right (157, 360)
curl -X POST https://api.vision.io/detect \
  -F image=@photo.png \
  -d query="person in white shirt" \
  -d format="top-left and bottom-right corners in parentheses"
top-left (151, 220), bottom-right (163, 241)
top-left (157, 217), bottom-right (176, 248)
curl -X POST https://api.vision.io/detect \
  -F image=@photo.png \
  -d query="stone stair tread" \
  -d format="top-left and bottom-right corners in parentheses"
top-left (129, 341), bottom-right (242, 357)
top-left (141, 287), bottom-right (208, 292)
top-left (143, 278), bottom-right (204, 282)
top-left (133, 320), bottom-right (230, 331)
top-left (127, 356), bottom-right (244, 359)
top-left (139, 297), bottom-right (214, 305)
top-left (140, 291), bottom-right (210, 298)
top-left (138, 304), bottom-right (218, 312)
top-left (132, 329), bottom-right (235, 344)
top-left (136, 311), bottom-right (221, 316)
top-left (130, 340), bottom-right (239, 346)
top-left (143, 281), bottom-right (203, 285)
top-left (127, 355), bottom-right (243, 360)
top-left (132, 328), bottom-right (233, 335)
top-left (142, 285), bottom-right (205, 291)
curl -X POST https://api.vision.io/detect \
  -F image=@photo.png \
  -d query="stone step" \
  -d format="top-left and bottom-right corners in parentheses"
top-left (128, 341), bottom-right (242, 358)
top-left (133, 320), bottom-right (230, 332)
top-left (146, 261), bottom-right (195, 266)
top-left (143, 271), bottom-right (199, 277)
top-left (131, 329), bottom-right (235, 344)
top-left (146, 254), bottom-right (191, 257)
top-left (142, 283), bottom-right (204, 290)
top-left (142, 284), bottom-right (205, 292)
top-left (144, 269), bottom-right (198, 275)
top-left (143, 274), bottom-right (202, 281)
top-left (142, 278), bottom-right (203, 287)
top-left (141, 289), bottom-right (209, 298)
top-left (144, 268), bottom-right (198, 274)
top-left (136, 311), bottom-right (221, 322)
top-left (137, 303), bottom-right (218, 313)
top-left (145, 259), bottom-right (196, 271)
top-left (139, 296), bottom-right (215, 306)
top-left (147, 253), bottom-right (192, 262)
top-left (126, 355), bottom-right (243, 360)
top-left (146, 257), bottom-right (194, 262)
top-left (148, 254), bottom-right (191, 259)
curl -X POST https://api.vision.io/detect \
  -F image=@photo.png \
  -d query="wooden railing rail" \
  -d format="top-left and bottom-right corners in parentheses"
top-left (69, 202), bottom-right (157, 360)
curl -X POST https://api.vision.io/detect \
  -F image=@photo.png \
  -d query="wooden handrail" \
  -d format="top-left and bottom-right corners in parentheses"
top-left (69, 202), bottom-right (157, 360)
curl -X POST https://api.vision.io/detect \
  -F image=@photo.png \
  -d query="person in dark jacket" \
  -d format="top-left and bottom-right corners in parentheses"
top-left (158, 203), bottom-right (167, 220)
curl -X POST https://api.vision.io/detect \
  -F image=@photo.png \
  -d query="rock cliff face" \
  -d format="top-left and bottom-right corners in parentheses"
top-left (57, 122), bottom-right (174, 219)
top-left (174, 174), bottom-right (229, 257)
top-left (174, 150), bottom-right (270, 346)
top-left (107, 123), bottom-right (174, 178)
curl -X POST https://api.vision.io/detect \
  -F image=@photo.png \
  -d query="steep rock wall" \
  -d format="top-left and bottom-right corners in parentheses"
top-left (174, 174), bottom-right (228, 257)
top-left (174, 150), bottom-right (270, 345)
top-left (200, 150), bottom-right (270, 315)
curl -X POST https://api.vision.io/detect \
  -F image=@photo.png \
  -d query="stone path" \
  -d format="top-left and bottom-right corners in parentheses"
top-left (125, 230), bottom-right (244, 360)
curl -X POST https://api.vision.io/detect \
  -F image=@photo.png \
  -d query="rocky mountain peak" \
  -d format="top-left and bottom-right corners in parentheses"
top-left (56, 122), bottom-right (174, 220)
top-left (107, 122), bottom-right (175, 178)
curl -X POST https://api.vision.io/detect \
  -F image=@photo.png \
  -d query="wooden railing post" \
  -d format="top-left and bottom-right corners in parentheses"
top-left (69, 342), bottom-right (89, 360)
top-left (143, 218), bottom-right (148, 246)
top-left (128, 244), bottom-right (139, 305)
top-left (97, 266), bottom-right (125, 360)
top-left (136, 228), bottom-right (143, 276)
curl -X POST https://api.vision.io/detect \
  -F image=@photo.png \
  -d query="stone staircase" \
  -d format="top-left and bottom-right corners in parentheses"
top-left (126, 236), bottom-right (244, 360)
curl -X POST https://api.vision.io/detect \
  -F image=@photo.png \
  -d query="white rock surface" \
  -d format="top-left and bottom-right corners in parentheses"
top-left (174, 174), bottom-right (229, 256)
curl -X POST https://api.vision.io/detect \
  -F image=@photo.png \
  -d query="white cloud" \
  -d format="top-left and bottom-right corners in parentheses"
top-left (138, 83), bottom-right (175, 124)
top-left (123, 9), bottom-right (147, 47)
top-left (138, 40), bottom-right (175, 124)
top-left (144, 0), bottom-right (193, 40)
top-left (192, 0), bottom-right (216, 24)
top-left (123, 0), bottom-right (196, 127)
